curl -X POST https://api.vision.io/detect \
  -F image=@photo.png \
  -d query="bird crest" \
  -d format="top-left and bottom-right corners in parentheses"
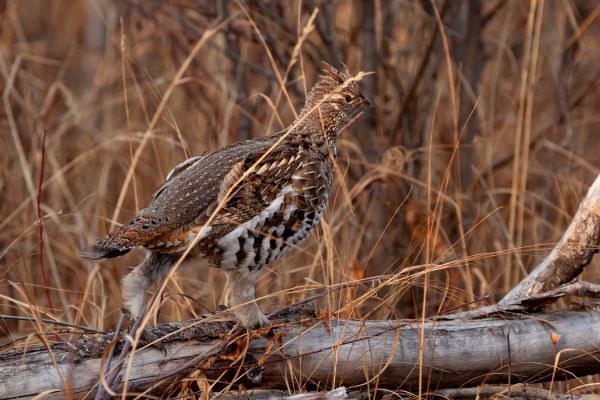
top-left (303, 62), bottom-right (358, 108)
top-left (296, 62), bottom-right (370, 138)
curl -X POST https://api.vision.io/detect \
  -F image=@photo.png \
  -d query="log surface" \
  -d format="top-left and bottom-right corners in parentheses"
top-left (2, 310), bottom-right (600, 399)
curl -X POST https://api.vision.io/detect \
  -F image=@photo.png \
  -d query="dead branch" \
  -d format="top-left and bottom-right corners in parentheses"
top-left (220, 387), bottom-right (351, 400)
top-left (432, 384), bottom-right (599, 400)
top-left (444, 174), bottom-right (600, 321)
top-left (499, 174), bottom-right (600, 306)
top-left (1, 309), bottom-right (600, 399)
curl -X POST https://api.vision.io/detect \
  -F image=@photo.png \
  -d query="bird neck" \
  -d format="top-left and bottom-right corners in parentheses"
top-left (287, 110), bottom-right (338, 157)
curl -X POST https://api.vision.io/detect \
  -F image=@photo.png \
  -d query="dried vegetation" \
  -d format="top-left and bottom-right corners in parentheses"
top-left (1, 0), bottom-right (599, 397)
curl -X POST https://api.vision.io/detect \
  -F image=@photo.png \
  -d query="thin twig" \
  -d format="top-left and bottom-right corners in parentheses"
top-left (97, 315), bottom-right (144, 400)
top-left (0, 314), bottom-right (105, 334)
top-left (36, 128), bottom-right (53, 312)
top-left (101, 312), bottom-right (126, 380)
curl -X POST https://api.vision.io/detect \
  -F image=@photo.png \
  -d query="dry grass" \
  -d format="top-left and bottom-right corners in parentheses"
top-left (1, 0), bottom-right (600, 397)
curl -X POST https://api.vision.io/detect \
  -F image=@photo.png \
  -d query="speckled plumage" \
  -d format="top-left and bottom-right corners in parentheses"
top-left (83, 62), bottom-right (370, 328)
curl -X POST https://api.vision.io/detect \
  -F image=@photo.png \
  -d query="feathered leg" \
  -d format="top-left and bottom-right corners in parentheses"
top-left (225, 269), bottom-right (269, 328)
top-left (121, 252), bottom-right (179, 320)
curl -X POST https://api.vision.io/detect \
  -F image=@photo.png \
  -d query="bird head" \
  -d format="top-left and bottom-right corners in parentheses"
top-left (299, 62), bottom-right (371, 136)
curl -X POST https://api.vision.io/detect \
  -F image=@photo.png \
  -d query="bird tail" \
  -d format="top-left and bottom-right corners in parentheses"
top-left (82, 212), bottom-right (172, 260)
top-left (81, 230), bottom-right (133, 260)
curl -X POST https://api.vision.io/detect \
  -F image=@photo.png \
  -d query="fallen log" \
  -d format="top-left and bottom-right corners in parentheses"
top-left (3, 172), bottom-right (600, 399)
top-left (1, 308), bottom-right (600, 399)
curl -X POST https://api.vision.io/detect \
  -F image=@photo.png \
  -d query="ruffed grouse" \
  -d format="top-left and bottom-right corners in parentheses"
top-left (83, 63), bottom-right (370, 328)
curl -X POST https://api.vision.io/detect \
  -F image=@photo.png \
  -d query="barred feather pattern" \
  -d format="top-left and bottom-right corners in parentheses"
top-left (82, 62), bottom-right (369, 327)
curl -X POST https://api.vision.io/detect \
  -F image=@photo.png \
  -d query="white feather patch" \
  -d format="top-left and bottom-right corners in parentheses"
top-left (257, 164), bottom-right (269, 175)
top-left (218, 186), bottom-right (293, 269)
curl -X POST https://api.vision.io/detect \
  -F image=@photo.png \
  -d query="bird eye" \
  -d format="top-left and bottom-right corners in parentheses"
top-left (343, 94), bottom-right (353, 103)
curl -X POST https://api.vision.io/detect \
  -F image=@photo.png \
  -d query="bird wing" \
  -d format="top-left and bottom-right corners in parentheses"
top-left (150, 156), bottom-right (205, 201)
top-left (165, 155), bottom-right (205, 181)
top-left (194, 145), bottom-right (304, 227)
top-left (83, 133), bottom-right (292, 259)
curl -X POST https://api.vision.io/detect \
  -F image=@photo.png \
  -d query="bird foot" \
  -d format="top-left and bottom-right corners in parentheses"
top-left (234, 307), bottom-right (271, 331)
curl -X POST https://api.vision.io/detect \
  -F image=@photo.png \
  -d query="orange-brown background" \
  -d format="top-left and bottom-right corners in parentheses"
top-left (0, 0), bottom-right (599, 393)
